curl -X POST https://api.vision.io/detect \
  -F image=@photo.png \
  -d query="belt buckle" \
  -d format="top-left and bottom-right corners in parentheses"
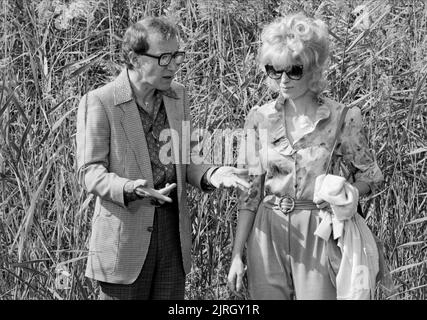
top-left (279, 196), bottom-right (295, 214)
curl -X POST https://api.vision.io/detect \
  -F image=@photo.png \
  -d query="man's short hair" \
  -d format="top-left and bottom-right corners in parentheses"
top-left (122, 16), bottom-right (178, 69)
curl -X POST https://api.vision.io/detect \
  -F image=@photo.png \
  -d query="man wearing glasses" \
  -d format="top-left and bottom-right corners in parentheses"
top-left (76, 16), bottom-right (249, 299)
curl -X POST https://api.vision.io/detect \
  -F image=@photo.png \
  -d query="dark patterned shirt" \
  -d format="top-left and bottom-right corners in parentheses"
top-left (136, 89), bottom-right (178, 190)
top-left (123, 84), bottom-right (214, 205)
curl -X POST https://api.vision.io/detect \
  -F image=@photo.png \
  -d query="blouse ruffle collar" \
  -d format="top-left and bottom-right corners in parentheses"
top-left (268, 95), bottom-right (332, 154)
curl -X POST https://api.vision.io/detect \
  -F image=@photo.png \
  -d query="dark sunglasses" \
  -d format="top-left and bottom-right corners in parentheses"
top-left (265, 64), bottom-right (304, 80)
top-left (139, 51), bottom-right (185, 66)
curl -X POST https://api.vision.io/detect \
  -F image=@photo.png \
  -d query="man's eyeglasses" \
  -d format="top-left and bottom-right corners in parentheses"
top-left (139, 51), bottom-right (186, 66)
top-left (265, 64), bottom-right (304, 80)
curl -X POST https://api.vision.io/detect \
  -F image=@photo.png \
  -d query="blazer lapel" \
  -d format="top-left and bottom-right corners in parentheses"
top-left (163, 94), bottom-right (183, 199)
top-left (119, 101), bottom-right (154, 186)
top-left (114, 69), bottom-right (154, 187)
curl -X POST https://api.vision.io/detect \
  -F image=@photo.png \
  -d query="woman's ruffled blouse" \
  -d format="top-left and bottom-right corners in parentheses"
top-left (237, 96), bottom-right (384, 213)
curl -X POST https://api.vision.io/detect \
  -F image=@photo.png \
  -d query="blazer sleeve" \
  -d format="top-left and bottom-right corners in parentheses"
top-left (76, 92), bottom-right (130, 207)
top-left (182, 86), bottom-right (214, 189)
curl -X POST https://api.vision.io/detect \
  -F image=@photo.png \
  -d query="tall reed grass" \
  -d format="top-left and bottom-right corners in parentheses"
top-left (0, 0), bottom-right (426, 300)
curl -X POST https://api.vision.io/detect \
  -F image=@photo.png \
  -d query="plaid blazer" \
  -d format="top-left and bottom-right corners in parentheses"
top-left (76, 68), bottom-right (211, 284)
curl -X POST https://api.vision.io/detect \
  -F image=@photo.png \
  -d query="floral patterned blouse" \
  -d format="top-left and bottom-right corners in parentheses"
top-left (238, 95), bottom-right (384, 213)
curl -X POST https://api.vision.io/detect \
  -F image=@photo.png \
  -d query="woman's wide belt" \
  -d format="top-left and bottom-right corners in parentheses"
top-left (262, 194), bottom-right (318, 214)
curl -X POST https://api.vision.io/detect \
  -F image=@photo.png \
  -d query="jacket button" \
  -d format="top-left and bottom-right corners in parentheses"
top-left (147, 226), bottom-right (154, 232)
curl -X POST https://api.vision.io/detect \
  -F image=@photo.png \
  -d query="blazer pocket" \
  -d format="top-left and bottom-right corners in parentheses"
top-left (92, 214), bottom-right (121, 275)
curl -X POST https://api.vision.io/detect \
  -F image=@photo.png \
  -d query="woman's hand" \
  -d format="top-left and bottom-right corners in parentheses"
top-left (227, 255), bottom-right (247, 294)
top-left (313, 174), bottom-right (360, 220)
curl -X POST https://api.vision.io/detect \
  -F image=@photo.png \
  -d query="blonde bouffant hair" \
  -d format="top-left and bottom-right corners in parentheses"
top-left (259, 12), bottom-right (330, 95)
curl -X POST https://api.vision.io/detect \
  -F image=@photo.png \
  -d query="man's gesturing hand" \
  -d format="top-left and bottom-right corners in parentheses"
top-left (131, 179), bottom-right (177, 203)
top-left (209, 167), bottom-right (251, 191)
